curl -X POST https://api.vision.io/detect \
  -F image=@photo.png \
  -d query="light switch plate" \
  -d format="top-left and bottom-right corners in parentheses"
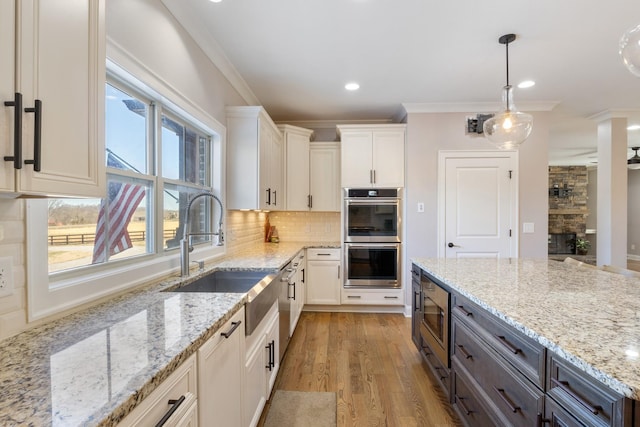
top-left (523, 223), bottom-right (535, 233)
top-left (0, 257), bottom-right (13, 298)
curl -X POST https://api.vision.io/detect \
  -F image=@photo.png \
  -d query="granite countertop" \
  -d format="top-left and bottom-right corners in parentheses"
top-left (412, 257), bottom-right (640, 400)
top-left (0, 241), bottom-right (339, 426)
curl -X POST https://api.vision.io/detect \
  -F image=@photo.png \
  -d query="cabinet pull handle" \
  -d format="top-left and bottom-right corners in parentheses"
top-left (372, 169), bottom-right (376, 184)
top-left (455, 305), bottom-right (473, 317)
top-left (288, 281), bottom-right (296, 300)
top-left (456, 396), bottom-right (473, 415)
top-left (221, 320), bottom-right (242, 338)
top-left (266, 188), bottom-right (271, 205)
top-left (414, 291), bottom-right (420, 310)
top-left (384, 296), bottom-right (398, 299)
top-left (492, 386), bottom-right (520, 413)
top-left (337, 265), bottom-right (340, 279)
top-left (317, 253), bottom-right (331, 256)
top-left (4, 92), bottom-right (22, 169)
top-left (456, 344), bottom-right (473, 360)
top-left (308, 194), bottom-right (312, 209)
top-left (347, 295), bottom-right (361, 299)
top-left (301, 268), bottom-right (305, 283)
top-left (265, 341), bottom-right (273, 371)
top-left (24, 99), bottom-right (42, 171)
top-left (155, 395), bottom-right (186, 427)
top-left (273, 190), bottom-right (277, 205)
top-left (550, 378), bottom-right (601, 415)
top-left (494, 334), bottom-right (522, 354)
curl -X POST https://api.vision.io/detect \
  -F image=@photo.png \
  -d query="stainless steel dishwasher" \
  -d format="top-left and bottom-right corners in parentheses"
top-left (278, 260), bottom-right (297, 361)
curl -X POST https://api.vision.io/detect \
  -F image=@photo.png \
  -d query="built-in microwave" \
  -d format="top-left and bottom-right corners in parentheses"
top-left (343, 188), bottom-right (401, 243)
top-left (420, 274), bottom-right (450, 368)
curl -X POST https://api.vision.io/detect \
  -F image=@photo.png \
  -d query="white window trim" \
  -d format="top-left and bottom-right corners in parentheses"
top-left (26, 58), bottom-right (227, 322)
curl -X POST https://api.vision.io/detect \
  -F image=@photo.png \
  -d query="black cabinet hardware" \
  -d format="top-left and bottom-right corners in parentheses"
top-left (221, 321), bottom-right (242, 338)
top-left (24, 99), bottom-right (42, 171)
top-left (494, 334), bottom-right (522, 354)
top-left (550, 378), bottom-right (601, 415)
top-left (492, 386), bottom-right (521, 413)
top-left (155, 395), bottom-right (186, 427)
top-left (4, 92), bottom-right (22, 169)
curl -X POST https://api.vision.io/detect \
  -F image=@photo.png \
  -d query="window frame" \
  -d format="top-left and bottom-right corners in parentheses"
top-left (26, 60), bottom-right (227, 322)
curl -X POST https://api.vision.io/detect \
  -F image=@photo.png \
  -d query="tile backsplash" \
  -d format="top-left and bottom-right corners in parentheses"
top-left (267, 211), bottom-right (340, 242)
top-left (0, 198), bottom-right (26, 340)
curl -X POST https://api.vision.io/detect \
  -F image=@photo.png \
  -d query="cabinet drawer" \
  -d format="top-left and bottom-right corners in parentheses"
top-left (118, 354), bottom-right (198, 427)
top-left (451, 359), bottom-right (496, 427)
top-left (421, 340), bottom-right (450, 400)
top-left (547, 354), bottom-right (632, 427)
top-left (453, 293), bottom-right (545, 388)
top-left (307, 248), bottom-right (340, 260)
top-left (341, 288), bottom-right (403, 305)
top-left (452, 319), bottom-right (544, 426)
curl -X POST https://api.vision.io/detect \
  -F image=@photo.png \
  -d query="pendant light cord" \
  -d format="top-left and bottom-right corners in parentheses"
top-left (504, 38), bottom-right (511, 110)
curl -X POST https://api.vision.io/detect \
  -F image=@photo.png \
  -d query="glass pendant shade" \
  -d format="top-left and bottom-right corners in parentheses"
top-left (483, 85), bottom-right (533, 149)
top-left (620, 24), bottom-right (640, 77)
top-left (628, 147), bottom-right (640, 169)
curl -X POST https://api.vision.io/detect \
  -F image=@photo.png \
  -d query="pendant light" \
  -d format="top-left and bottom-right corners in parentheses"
top-left (628, 147), bottom-right (640, 169)
top-left (483, 34), bottom-right (533, 149)
top-left (620, 24), bottom-right (640, 77)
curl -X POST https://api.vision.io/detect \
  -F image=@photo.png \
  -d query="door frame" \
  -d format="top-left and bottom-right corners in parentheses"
top-left (437, 150), bottom-right (519, 258)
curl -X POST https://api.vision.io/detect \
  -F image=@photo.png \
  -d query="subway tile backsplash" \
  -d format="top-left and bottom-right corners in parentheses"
top-left (267, 211), bottom-right (340, 242)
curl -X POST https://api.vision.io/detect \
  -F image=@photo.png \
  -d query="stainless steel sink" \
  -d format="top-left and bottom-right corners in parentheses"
top-left (167, 270), bottom-right (279, 335)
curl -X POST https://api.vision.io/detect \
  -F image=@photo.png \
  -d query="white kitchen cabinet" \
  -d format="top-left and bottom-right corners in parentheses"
top-left (280, 124), bottom-right (312, 211)
top-left (245, 302), bottom-right (279, 427)
top-left (198, 307), bottom-right (245, 427)
top-left (341, 287), bottom-right (404, 306)
top-left (227, 106), bottom-right (283, 210)
top-left (289, 250), bottom-right (305, 335)
top-left (338, 124), bottom-right (405, 188)
top-left (309, 142), bottom-right (341, 211)
top-left (118, 353), bottom-right (198, 427)
top-left (305, 248), bottom-right (341, 305)
top-left (0, 0), bottom-right (105, 197)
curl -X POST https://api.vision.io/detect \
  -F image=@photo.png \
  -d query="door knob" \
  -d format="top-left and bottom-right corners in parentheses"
top-left (448, 242), bottom-right (460, 248)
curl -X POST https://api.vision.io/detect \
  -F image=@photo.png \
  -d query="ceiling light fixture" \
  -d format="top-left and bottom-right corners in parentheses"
top-left (345, 82), bottom-right (360, 91)
top-left (483, 34), bottom-right (533, 150)
top-left (620, 24), bottom-right (640, 77)
top-left (517, 80), bottom-right (535, 89)
top-left (628, 147), bottom-right (640, 170)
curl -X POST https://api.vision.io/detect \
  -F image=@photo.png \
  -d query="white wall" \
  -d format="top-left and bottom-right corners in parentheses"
top-left (404, 111), bottom-right (550, 291)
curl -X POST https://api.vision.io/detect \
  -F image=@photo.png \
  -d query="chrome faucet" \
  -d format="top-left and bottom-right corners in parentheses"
top-left (180, 192), bottom-right (224, 277)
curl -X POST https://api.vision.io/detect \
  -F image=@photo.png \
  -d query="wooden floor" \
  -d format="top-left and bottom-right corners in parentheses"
top-left (259, 312), bottom-right (462, 427)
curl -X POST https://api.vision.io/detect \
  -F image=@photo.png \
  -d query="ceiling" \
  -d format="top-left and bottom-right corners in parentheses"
top-left (160, 0), bottom-right (640, 166)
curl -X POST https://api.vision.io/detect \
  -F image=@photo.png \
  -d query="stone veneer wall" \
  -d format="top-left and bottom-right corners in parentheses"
top-left (548, 166), bottom-right (589, 238)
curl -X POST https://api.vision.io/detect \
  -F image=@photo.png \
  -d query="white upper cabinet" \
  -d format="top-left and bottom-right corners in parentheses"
top-left (338, 124), bottom-right (406, 188)
top-left (1, 0), bottom-right (105, 197)
top-left (227, 106), bottom-right (284, 210)
top-left (280, 124), bottom-right (340, 212)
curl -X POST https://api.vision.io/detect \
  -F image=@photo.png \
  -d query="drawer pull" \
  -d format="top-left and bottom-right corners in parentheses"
top-left (384, 296), bottom-right (398, 299)
top-left (456, 344), bottom-right (473, 360)
top-left (550, 378), bottom-right (601, 415)
top-left (221, 320), bottom-right (242, 338)
top-left (492, 386), bottom-right (521, 413)
top-left (456, 396), bottom-right (473, 415)
top-left (155, 395), bottom-right (186, 427)
top-left (494, 334), bottom-right (522, 354)
top-left (455, 305), bottom-right (473, 317)
top-left (347, 295), bottom-right (362, 299)
top-left (434, 366), bottom-right (447, 381)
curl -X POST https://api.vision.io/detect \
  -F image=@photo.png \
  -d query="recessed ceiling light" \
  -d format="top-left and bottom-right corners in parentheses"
top-left (345, 82), bottom-right (360, 91)
top-left (628, 124), bottom-right (640, 131)
top-left (517, 80), bottom-right (535, 89)
top-left (210, 0), bottom-right (222, 3)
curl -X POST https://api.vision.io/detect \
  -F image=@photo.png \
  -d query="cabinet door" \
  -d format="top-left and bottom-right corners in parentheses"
top-left (269, 127), bottom-right (283, 210)
top-left (245, 333), bottom-right (267, 427)
top-left (340, 132), bottom-right (373, 187)
top-left (0, 1), bottom-right (15, 191)
top-left (284, 129), bottom-right (311, 211)
top-left (265, 312), bottom-right (280, 394)
top-left (198, 308), bottom-right (244, 427)
top-left (16, 0), bottom-right (105, 197)
top-left (259, 119), bottom-right (272, 210)
top-left (372, 130), bottom-right (405, 187)
top-left (306, 259), bottom-right (341, 305)
top-left (310, 142), bottom-right (340, 211)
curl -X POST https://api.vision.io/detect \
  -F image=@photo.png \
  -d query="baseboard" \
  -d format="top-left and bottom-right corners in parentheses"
top-left (303, 305), bottom-right (405, 314)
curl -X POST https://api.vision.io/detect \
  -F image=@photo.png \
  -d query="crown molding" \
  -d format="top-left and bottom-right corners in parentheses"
top-left (402, 101), bottom-right (559, 114)
top-left (588, 109), bottom-right (640, 122)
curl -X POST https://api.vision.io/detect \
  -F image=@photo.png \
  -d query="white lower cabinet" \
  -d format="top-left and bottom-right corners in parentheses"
top-left (341, 287), bottom-right (403, 306)
top-left (290, 250), bottom-right (306, 335)
top-left (198, 307), bottom-right (245, 427)
top-left (118, 353), bottom-right (198, 427)
top-left (244, 302), bottom-right (279, 427)
top-left (305, 248), bottom-right (341, 305)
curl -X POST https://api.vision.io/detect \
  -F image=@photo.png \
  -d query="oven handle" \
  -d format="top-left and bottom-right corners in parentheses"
top-left (346, 244), bottom-right (400, 249)
top-left (345, 199), bottom-right (399, 204)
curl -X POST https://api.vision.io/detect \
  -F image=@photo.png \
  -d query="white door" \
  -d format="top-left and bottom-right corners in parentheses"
top-left (439, 152), bottom-right (517, 258)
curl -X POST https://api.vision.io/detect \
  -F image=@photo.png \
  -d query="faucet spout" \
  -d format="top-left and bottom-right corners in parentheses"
top-left (180, 192), bottom-right (225, 277)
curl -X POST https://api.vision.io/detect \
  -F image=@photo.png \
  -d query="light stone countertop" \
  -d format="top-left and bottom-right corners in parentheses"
top-left (0, 241), bottom-right (339, 427)
top-left (412, 257), bottom-right (640, 401)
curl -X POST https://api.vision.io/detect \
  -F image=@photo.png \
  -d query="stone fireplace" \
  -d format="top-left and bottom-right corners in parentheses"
top-left (548, 166), bottom-right (589, 255)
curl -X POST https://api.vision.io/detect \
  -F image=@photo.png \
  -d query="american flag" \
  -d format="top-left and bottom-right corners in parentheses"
top-left (92, 152), bottom-right (146, 263)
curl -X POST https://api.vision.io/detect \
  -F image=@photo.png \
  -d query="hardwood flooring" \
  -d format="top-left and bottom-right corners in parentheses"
top-left (259, 312), bottom-right (462, 427)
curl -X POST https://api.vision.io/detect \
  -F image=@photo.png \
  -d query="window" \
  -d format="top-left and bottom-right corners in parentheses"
top-left (28, 64), bottom-right (226, 321)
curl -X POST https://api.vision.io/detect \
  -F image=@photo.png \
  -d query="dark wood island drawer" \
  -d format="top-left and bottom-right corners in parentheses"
top-left (453, 293), bottom-right (546, 388)
top-left (452, 317), bottom-right (544, 426)
top-left (547, 355), bottom-right (634, 427)
top-left (451, 359), bottom-right (495, 427)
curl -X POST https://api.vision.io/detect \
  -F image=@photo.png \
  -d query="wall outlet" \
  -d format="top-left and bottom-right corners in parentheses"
top-left (417, 202), bottom-right (425, 213)
top-left (0, 257), bottom-right (13, 298)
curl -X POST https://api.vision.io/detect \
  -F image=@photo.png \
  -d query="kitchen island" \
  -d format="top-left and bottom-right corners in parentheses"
top-left (413, 257), bottom-right (640, 425)
top-left (0, 241), bottom-right (337, 426)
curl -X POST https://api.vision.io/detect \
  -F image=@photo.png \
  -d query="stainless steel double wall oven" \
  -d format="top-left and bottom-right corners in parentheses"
top-left (343, 188), bottom-right (401, 288)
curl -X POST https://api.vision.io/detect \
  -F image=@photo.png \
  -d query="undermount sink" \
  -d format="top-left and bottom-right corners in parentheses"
top-left (170, 270), bottom-right (270, 294)
top-left (167, 269), bottom-right (279, 335)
